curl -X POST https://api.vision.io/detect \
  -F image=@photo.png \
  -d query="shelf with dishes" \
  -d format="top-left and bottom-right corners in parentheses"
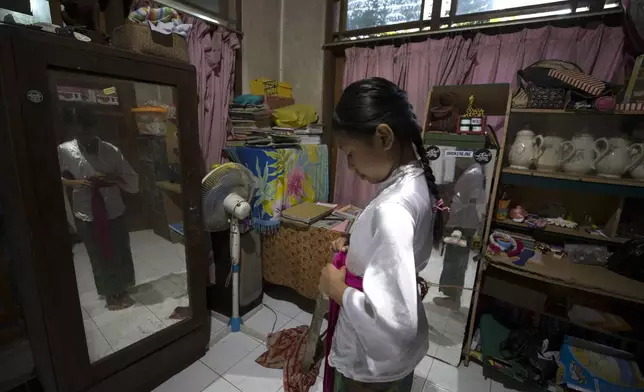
top-left (504, 128), bottom-right (644, 195)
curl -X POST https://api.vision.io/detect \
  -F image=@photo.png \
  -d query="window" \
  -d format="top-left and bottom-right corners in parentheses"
top-left (346, 0), bottom-right (422, 30)
top-left (338, 0), bottom-right (622, 37)
top-left (456, 0), bottom-right (563, 15)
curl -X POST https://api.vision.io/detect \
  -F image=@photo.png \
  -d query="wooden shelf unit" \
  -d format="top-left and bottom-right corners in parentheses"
top-left (464, 103), bottom-right (644, 366)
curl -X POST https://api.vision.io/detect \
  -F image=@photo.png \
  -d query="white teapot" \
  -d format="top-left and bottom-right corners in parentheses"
top-left (593, 136), bottom-right (644, 178)
top-left (561, 133), bottom-right (596, 175)
top-left (508, 128), bottom-right (538, 170)
top-left (534, 135), bottom-right (565, 172)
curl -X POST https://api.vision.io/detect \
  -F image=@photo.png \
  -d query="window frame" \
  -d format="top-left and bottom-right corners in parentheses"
top-left (334, 0), bottom-right (621, 39)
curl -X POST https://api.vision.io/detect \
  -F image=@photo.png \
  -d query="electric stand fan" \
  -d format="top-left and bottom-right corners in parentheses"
top-left (202, 163), bottom-right (256, 333)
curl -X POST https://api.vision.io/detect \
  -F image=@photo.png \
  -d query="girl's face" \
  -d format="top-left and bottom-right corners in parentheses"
top-left (335, 124), bottom-right (396, 184)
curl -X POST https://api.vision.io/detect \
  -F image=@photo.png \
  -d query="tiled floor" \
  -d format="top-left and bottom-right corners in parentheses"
top-left (74, 230), bottom-right (190, 362)
top-left (153, 292), bottom-right (514, 392)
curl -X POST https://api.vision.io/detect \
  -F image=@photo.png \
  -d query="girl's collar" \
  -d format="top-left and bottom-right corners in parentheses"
top-left (376, 161), bottom-right (423, 195)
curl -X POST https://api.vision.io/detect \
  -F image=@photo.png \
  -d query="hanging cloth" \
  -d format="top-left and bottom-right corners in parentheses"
top-left (91, 188), bottom-right (113, 260)
top-left (324, 252), bottom-right (363, 392)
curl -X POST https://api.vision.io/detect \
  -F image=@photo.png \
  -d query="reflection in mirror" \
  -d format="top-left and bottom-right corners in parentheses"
top-left (51, 72), bottom-right (189, 362)
top-left (419, 149), bottom-right (497, 366)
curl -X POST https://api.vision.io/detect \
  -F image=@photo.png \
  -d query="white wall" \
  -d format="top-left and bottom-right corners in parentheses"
top-left (241, 0), bottom-right (282, 94)
top-left (241, 0), bottom-right (326, 115)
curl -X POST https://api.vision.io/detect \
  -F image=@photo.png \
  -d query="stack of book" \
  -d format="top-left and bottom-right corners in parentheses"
top-left (295, 124), bottom-right (323, 145)
top-left (281, 202), bottom-right (334, 226)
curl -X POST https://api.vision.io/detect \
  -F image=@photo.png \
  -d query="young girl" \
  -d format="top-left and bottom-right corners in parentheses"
top-left (318, 77), bottom-right (444, 392)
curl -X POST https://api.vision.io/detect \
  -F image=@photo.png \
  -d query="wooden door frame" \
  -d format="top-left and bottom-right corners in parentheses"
top-left (3, 24), bottom-right (209, 392)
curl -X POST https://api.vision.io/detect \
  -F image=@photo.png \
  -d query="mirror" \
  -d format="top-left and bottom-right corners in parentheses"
top-left (50, 71), bottom-right (190, 362)
top-left (420, 147), bottom-right (497, 366)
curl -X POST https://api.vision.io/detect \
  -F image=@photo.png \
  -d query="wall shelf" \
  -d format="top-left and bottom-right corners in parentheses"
top-left (511, 108), bottom-right (644, 116)
top-left (501, 168), bottom-right (644, 198)
top-left (493, 219), bottom-right (628, 244)
top-left (485, 253), bottom-right (644, 305)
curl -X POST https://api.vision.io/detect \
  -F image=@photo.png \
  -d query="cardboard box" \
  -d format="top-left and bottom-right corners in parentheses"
top-left (559, 336), bottom-right (644, 391)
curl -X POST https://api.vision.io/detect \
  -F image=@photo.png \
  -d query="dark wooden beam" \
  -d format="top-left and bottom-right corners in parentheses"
top-left (323, 0), bottom-right (338, 201)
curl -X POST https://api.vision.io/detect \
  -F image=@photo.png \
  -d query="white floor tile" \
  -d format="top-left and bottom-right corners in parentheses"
top-left (490, 380), bottom-right (516, 391)
top-left (280, 319), bottom-right (308, 330)
top-left (423, 381), bottom-right (452, 392)
top-left (201, 332), bottom-right (261, 374)
top-left (415, 355), bottom-right (434, 379)
top-left (263, 293), bottom-right (302, 318)
top-left (244, 306), bottom-right (292, 339)
top-left (435, 345), bottom-right (462, 367)
top-left (202, 377), bottom-right (241, 392)
top-left (223, 346), bottom-right (283, 392)
top-left (93, 304), bottom-right (166, 352)
top-left (413, 376), bottom-right (427, 392)
top-left (427, 361), bottom-right (489, 392)
top-left (294, 310), bottom-right (313, 325)
top-left (85, 327), bottom-right (113, 363)
top-left (153, 360), bottom-right (219, 392)
top-left (427, 341), bottom-right (439, 357)
top-left (211, 316), bottom-right (227, 336)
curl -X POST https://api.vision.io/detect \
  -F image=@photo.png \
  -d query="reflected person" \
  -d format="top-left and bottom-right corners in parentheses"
top-left (434, 163), bottom-right (486, 311)
top-left (58, 112), bottom-right (139, 311)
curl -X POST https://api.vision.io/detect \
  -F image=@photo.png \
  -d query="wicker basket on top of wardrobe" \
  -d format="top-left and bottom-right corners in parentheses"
top-left (112, 23), bottom-right (189, 62)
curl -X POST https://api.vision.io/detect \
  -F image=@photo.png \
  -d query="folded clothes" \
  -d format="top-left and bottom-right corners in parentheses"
top-left (147, 20), bottom-right (192, 37)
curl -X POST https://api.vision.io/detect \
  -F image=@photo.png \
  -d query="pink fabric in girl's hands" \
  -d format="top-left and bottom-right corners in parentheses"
top-left (324, 252), bottom-right (363, 392)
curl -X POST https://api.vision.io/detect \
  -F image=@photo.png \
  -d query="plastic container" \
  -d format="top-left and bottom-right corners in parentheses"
top-left (131, 107), bottom-right (168, 136)
top-left (564, 243), bottom-right (609, 265)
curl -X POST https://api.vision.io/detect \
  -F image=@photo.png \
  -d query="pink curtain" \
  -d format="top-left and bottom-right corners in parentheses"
top-left (187, 18), bottom-right (240, 168)
top-left (333, 24), bottom-right (624, 207)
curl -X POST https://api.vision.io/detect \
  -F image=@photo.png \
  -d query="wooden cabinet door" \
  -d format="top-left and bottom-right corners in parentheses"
top-left (6, 26), bottom-right (209, 392)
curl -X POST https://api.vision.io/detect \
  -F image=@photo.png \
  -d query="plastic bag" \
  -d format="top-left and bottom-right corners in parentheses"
top-left (272, 104), bottom-right (318, 128)
top-left (607, 240), bottom-right (644, 282)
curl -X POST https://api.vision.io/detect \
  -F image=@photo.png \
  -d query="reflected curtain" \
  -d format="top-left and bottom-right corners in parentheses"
top-left (186, 17), bottom-right (240, 168)
top-left (333, 24), bottom-right (624, 207)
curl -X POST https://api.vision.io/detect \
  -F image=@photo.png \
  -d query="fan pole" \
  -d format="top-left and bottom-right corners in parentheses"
top-left (229, 217), bottom-right (242, 332)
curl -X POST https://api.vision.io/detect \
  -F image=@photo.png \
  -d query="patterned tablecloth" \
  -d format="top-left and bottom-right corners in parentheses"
top-left (224, 145), bottom-right (329, 233)
top-left (262, 222), bottom-right (342, 300)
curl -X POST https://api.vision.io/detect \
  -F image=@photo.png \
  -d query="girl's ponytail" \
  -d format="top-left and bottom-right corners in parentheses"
top-left (411, 133), bottom-right (444, 248)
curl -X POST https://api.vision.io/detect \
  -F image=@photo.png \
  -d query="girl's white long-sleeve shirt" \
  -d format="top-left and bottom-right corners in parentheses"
top-left (329, 162), bottom-right (433, 383)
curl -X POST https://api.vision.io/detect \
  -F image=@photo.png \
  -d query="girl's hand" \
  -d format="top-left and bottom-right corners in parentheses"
top-left (331, 236), bottom-right (349, 253)
top-left (319, 264), bottom-right (348, 305)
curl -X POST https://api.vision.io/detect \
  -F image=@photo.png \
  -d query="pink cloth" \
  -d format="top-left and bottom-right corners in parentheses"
top-left (186, 18), bottom-right (240, 169)
top-left (333, 25), bottom-right (624, 207)
top-left (324, 252), bottom-right (363, 392)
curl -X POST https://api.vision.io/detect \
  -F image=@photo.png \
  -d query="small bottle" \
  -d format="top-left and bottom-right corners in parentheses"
top-left (496, 191), bottom-right (511, 221)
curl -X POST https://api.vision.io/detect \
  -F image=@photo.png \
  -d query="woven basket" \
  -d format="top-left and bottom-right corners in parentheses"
top-left (112, 23), bottom-right (189, 62)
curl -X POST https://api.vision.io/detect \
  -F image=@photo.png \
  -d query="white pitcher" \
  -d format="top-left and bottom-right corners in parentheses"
top-left (628, 147), bottom-right (644, 180)
top-left (534, 135), bottom-right (565, 172)
top-left (594, 136), bottom-right (644, 178)
top-left (509, 129), bottom-right (538, 170)
top-left (561, 133), bottom-right (596, 175)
